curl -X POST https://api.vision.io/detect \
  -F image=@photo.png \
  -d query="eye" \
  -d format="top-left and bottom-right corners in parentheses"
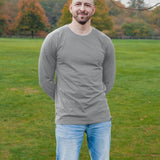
top-left (84, 3), bottom-right (92, 7)
top-left (75, 2), bottom-right (81, 6)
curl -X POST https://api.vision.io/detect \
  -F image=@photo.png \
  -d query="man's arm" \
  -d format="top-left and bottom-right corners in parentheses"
top-left (103, 39), bottom-right (115, 95)
top-left (38, 34), bottom-right (57, 101)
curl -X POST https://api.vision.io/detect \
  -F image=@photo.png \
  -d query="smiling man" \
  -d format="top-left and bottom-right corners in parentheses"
top-left (38, 0), bottom-right (115, 159)
top-left (70, 0), bottom-right (95, 25)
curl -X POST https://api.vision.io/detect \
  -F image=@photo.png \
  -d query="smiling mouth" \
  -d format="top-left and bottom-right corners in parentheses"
top-left (79, 14), bottom-right (86, 17)
top-left (78, 12), bottom-right (88, 16)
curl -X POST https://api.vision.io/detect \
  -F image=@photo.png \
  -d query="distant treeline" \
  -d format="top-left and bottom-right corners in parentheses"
top-left (0, 0), bottom-right (160, 38)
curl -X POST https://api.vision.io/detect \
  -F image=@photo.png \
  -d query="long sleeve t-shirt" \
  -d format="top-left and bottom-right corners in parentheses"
top-left (38, 25), bottom-right (115, 124)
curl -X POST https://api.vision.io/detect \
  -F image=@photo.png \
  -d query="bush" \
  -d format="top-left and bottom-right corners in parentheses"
top-left (122, 22), bottom-right (154, 38)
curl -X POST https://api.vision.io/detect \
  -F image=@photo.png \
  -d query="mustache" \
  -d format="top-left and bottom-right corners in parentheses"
top-left (78, 11), bottom-right (88, 15)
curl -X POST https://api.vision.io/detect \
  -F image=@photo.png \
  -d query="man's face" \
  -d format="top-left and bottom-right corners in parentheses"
top-left (70, 0), bottom-right (96, 25)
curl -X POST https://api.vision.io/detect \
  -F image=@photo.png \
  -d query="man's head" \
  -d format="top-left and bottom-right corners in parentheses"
top-left (69, 0), bottom-right (96, 25)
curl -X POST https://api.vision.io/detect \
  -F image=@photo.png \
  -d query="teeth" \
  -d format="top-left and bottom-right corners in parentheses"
top-left (79, 13), bottom-right (87, 15)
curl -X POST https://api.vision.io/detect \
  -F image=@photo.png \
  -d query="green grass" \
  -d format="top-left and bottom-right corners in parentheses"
top-left (0, 38), bottom-right (159, 160)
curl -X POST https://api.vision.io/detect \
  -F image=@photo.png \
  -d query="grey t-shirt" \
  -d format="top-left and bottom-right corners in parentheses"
top-left (39, 25), bottom-right (115, 124)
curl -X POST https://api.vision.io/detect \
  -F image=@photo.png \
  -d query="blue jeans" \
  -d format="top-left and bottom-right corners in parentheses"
top-left (55, 121), bottom-right (111, 160)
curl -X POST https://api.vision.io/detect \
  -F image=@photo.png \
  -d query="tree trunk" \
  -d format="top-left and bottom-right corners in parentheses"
top-left (31, 31), bottom-right (34, 38)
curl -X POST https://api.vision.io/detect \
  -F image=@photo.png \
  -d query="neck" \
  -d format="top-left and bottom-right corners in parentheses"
top-left (69, 18), bottom-right (92, 35)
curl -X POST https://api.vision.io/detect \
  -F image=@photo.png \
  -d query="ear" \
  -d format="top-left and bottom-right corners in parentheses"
top-left (92, 6), bottom-right (96, 15)
top-left (69, 3), bottom-right (73, 14)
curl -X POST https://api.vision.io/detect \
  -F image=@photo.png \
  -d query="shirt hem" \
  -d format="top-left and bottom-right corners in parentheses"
top-left (55, 117), bottom-right (112, 125)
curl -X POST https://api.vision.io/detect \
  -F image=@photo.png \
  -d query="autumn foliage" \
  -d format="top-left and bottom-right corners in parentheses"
top-left (92, 0), bottom-right (113, 31)
top-left (57, 0), bottom-right (72, 27)
top-left (0, 0), bottom-right (160, 38)
top-left (15, 0), bottom-right (50, 38)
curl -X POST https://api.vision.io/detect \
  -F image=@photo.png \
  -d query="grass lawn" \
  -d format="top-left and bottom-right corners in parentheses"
top-left (0, 38), bottom-right (159, 160)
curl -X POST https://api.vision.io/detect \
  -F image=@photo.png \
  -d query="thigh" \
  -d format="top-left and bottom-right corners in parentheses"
top-left (55, 124), bottom-right (85, 160)
top-left (86, 121), bottom-right (111, 160)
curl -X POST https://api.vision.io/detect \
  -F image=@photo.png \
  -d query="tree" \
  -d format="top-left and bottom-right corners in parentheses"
top-left (0, 0), bottom-right (5, 36)
top-left (40, 0), bottom-right (68, 26)
top-left (150, 6), bottom-right (160, 28)
top-left (57, 0), bottom-right (113, 32)
top-left (57, 0), bottom-right (72, 27)
top-left (2, 0), bottom-right (19, 35)
top-left (106, 0), bottom-right (125, 16)
top-left (16, 0), bottom-right (50, 38)
top-left (122, 21), bottom-right (153, 38)
top-left (92, 0), bottom-right (113, 31)
top-left (128, 0), bottom-right (145, 10)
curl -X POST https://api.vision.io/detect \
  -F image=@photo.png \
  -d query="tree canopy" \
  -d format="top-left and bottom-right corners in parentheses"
top-left (40, 0), bottom-right (68, 25)
top-left (0, 0), bottom-right (160, 38)
top-left (57, 0), bottom-right (72, 27)
top-left (128, 0), bottom-right (145, 9)
top-left (92, 0), bottom-right (113, 31)
top-left (15, 0), bottom-right (50, 38)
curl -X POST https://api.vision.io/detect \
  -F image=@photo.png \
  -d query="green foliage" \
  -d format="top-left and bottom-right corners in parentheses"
top-left (92, 0), bottom-right (113, 31)
top-left (0, 16), bottom-right (6, 36)
top-left (122, 22), bottom-right (153, 37)
top-left (105, 0), bottom-right (160, 38)
top-left (40, 0), bottom-right (68, 25)
top-left (57, 0), bottom-right (72, 27)
top-left (128, 0), bottom-right (145, 9)
top-left (150, 6), bottom-right (160, 28)
top-left (0, 0), bottom-right (5, 6)
top-left (106, 0), bottom-right (125, 16)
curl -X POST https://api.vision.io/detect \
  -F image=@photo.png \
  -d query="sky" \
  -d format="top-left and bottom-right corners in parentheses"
top-left (117, 0), bottom-right (160, 7)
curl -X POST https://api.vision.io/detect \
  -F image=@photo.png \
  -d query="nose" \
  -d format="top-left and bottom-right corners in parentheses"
top-left (80, 4), bottom-right (85, 11)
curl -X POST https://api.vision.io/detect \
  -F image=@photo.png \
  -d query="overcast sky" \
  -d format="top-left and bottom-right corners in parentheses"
top-left (119, 0), bottom-right (160, 7)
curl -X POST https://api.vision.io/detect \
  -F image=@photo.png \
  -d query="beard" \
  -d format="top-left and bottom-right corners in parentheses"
top-left (73, 11), bottom-right (92, 25)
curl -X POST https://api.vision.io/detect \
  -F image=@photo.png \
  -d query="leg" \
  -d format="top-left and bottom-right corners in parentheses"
top-left (55, 124), bottom-right (85, 160)
top-left (86, 121), bottom-right (111, 160)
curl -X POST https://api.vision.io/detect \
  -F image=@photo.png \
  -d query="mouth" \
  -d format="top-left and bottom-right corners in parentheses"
top-left (78, 12), bottom-right (88, 16)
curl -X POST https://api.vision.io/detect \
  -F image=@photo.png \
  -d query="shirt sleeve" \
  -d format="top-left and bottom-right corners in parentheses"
top-left (38, 34), bottom-right (57, 101)
top-left (103, 38), bottom-right (115, 95)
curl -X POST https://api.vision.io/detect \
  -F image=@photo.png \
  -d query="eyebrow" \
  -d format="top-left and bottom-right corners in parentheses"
top-left (74, 1), bottom-right (94, 6)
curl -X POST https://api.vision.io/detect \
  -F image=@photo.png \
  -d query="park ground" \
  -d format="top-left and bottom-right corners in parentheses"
top-left (0, 38), bottom-right (160, 160)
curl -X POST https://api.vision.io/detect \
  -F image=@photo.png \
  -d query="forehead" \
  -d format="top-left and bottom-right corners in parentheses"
top-left (72, 0), bottom-right (94, 4)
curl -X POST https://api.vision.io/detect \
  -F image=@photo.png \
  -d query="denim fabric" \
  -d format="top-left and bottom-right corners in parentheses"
top-left (55, 121), bottom-right (111, 160)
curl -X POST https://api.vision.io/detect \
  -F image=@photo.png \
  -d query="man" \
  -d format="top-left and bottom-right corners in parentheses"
top-left (38, 0), bottom-right (115, 159)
